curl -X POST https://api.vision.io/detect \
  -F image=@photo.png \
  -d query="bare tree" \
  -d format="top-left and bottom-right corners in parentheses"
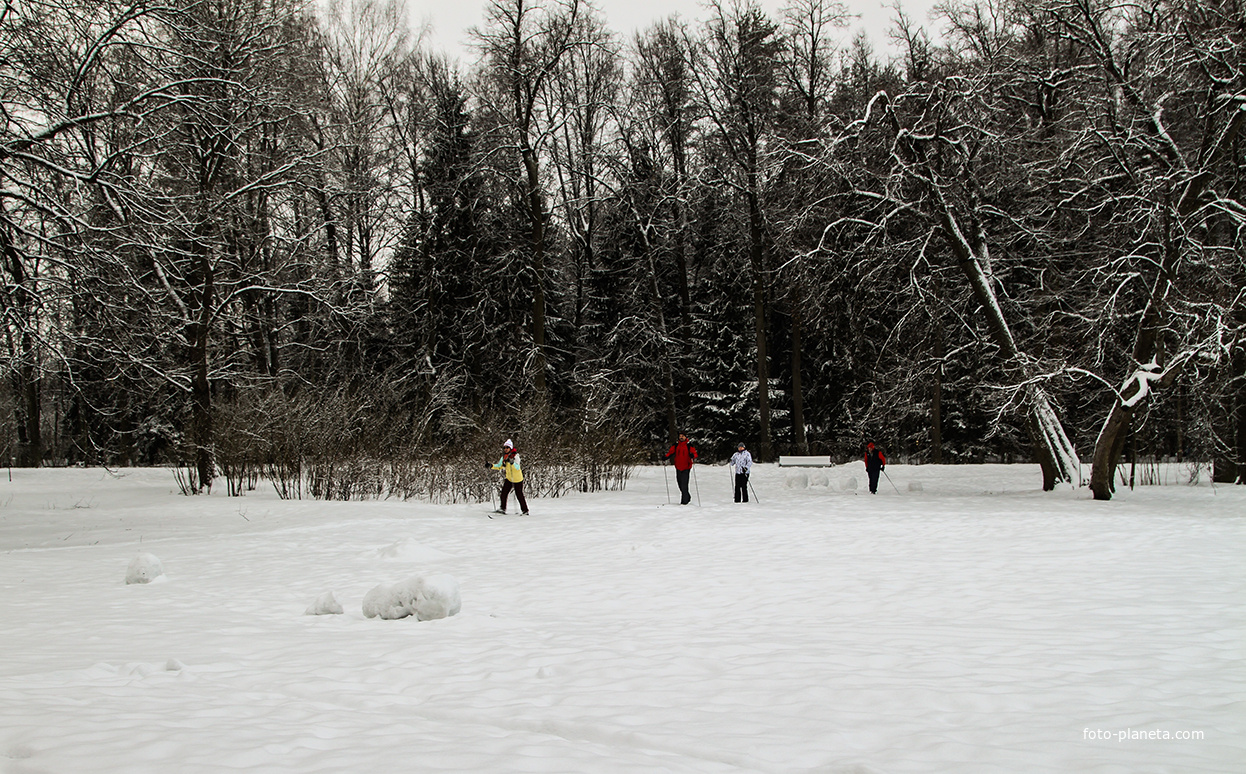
top-left (619, 18), bottom-right (702, 441)
top-left (829, 1), bottom-right (1084, 489)
top-left (0, 0), bottom-right (185, 466)
top-left (634, 19), bottom-right (697, 337)
top-left (1036, 0), bottom-right (1246, 498)
top-left (774, 0), bottom-right (848, 454)
top-left (545, 7), bottom-right (619, 346)
top-left (61, 0), bottom-right (332, 488)
top-left (318, 0), bottom-right (417, 291)
top-left (691, 0), bottom-right (784, 460)
top-left (473, 0), bottom-right (583, 396)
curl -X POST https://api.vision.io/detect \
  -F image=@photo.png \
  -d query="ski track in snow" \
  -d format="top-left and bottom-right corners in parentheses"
top-left (0, 465), bottom-right (1242, 773)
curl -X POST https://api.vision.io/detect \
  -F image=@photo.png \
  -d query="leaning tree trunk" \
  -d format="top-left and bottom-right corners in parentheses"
top-left (936, 205), bottom-right (1082, 489)
top-left (1088, 242), bottom-right (1179, 500)
top-left (1089, 359), bottom-right (1185, 500)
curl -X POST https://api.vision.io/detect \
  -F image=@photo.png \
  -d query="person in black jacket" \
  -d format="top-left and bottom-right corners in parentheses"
top-left (863, 441), bottom-right (887, 494)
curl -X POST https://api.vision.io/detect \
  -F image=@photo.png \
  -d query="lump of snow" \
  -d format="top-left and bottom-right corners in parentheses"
top-left (363, 574), bottom-right (461, 621)
top-left (126, 553), bottom-right (165, 584)
top-left (843, 476), bottom-right (858, 491)
top-left (908, 481), bottom-right (924, 492)
top-left (785, 472), bottom-right (809, 489)
top-left (305, 591), bottom-right (344, 616)
top-left (415, 575), bottom-right (462, 620)
top-left (362, 583), bottom-right (406, 620)
top-left (809, 471), bottom-right (829, 487)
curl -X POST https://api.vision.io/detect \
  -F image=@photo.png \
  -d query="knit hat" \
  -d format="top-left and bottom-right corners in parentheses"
top-left (503, 439), bottom-right (513, 449)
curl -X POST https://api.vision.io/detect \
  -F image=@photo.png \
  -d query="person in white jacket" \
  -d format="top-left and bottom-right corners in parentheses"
top-left (730, 442), bottom-right (753, 503)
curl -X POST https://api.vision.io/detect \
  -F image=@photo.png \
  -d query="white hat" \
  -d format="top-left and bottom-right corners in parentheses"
top-left (503, 439), bottom-right (513, 449)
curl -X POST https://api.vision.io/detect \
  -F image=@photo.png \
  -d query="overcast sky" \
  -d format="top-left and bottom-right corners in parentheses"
top-left (405, 0), bottom-right (943, 67)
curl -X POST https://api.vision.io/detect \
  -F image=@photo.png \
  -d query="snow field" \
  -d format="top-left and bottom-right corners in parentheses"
top-left (0, 465), bottom-right (1242, 773)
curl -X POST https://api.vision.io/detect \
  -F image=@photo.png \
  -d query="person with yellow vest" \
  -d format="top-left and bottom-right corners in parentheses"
top-left (487, 439), bottom-right (529, 515)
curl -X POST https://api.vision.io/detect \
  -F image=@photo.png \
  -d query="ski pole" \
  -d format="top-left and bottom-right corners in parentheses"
top-left (883, 469), bottom-right (900, 494)
top-left (748, 474), bottom-right (760, 504)
top-left (662, 462), bottom-right (671, 504)
top-left (692, 465), bottom-right (701, 506)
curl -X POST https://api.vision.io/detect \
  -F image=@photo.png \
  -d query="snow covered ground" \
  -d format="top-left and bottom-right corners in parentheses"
top-left (1, 463), bottom-right (1242, 774)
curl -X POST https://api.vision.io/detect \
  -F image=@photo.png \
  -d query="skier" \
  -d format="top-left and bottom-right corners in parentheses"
top-left (663, 433), bottom-right (699, 505)
top-left (730, 442), bottom-right (753, 503)
top-left (487, 439), bottom-right (529, 515)
top-left (863, 441), bottom-right (887, 494)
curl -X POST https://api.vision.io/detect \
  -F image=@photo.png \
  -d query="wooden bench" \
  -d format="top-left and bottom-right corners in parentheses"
top-left (778, 455), bottom-right (834, 467)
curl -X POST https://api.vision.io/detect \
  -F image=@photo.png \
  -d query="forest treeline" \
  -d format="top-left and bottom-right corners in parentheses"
top-left (1, 0), bottom-right (1243, 499)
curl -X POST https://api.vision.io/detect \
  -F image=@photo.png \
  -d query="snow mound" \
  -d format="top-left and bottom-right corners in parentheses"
top-left (363, 574), bottom-right (461, 621)
top-left (305, 591), bottom-right (344, 615)
top-left (809, 471), bottom-right (829, 487)
top-left (908, 481), bottom-right (924, 492)
top-left (785, 472), bottom-right (809, 489)
top-left (842, 476), bottom-right (858, 491)
top-left (125, 553), bottom-right (165, 584)
top-left (373, 539), bottom-right (453, 563)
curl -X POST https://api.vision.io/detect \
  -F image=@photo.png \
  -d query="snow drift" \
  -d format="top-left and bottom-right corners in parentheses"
top-left (362, 574), bottom-right (461, 621)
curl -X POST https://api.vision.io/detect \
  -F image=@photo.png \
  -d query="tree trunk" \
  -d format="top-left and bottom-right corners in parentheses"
top-left (188, 235), bottom-right (215, 492)
top-left (1211, 349), bottom-right (1244, 484)
top-left (0, 216), bottom-right (41, 467)
top-left (1089, 285), bottom-right (1168, 499)
top-left (19, 348), bottom-right (40, 467)
top-left (1026, 388), bottom-right (1062, 491)
top-left (931, 308), bottom-right (944, 464)
top-left (1089, 357), bottom-right (1185, 499)
top-left (520, 138), bottom-right (548, 395)
top-left (790, 295), bottom-right (807, 454)
top-left (747, 182), bottom-right (772, 461)
top-left (1235, 347), bottom-right (1246, 485)
top-left (1090, 403), bottom-right (1132, 500)
top-left (191, 327), bottom-right (213, 491)
top-left (671, 190), bottom-right (692, 336)
top-left (641, 227), bottom-right (680, 444)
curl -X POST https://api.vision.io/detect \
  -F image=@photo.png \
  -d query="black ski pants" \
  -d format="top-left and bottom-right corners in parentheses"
top-left (675, 469), bottom-right (692, 504)
top-left (734, 472), bottom-right (749, 502)
top-left (500, 479), bottom-right (529, 513)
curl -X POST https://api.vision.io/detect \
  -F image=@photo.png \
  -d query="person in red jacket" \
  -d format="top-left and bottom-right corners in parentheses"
top-left (863, 441), bottom-right (887, 494)
top-left (663, 433), bottom-right (699, 505)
